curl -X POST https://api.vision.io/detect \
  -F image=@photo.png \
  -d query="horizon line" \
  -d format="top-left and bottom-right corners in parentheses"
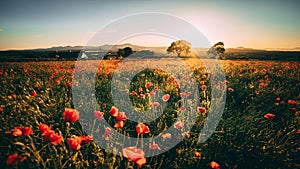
top-left (1, 43), bottom-right (300, 52)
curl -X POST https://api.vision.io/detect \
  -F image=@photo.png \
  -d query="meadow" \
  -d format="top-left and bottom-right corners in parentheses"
top-left (0, 59), bottom-right (299, 169)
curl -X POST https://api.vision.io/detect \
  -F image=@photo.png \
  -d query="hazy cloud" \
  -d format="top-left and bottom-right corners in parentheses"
top-left (0, 28), bottom-right (3, 32)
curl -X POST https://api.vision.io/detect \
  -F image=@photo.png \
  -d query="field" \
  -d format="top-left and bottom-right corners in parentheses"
top-left (0, 59), bottom-right (299, 169)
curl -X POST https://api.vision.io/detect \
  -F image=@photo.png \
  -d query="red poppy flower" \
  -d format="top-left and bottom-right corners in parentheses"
top-left (109, 106), bottom-right (118, 117)
top-left (150, 91), bottom-right (156, 96)
top-left (209, 161), bottom-right (220, 169)
top-left (288, 99), bottom-right (297, 105)
top-left (114, 121), bottom-right (124, 128)
top-left (200, 81), bottom-right (205, 85)
top-left (162, 133), bottom-right (172, 139)
top-left (131, 91), bottom-right (138, 96)
top-left (0, 107), bottom-right (3, 112)
top-left (9, 128), bottom-right (22, 137)
top-left (6, 127), bottom-right (33, 137)
top-left (179, 92), bottom-right (187, 97)
top-left (104, 127), bottom-right (112, 140)
top-left (122, 146), bottom-right (146, 167)
top-left (79, 135), bottom-right (93, 144)
top-left (31, 91), bottom-right (38, 97)
top-left (66, 82), bottom-right (72, 87)
top-left (11, 94), bottom-right (17, 99)
top-left (197, 107), bottom-right (207, 115)
top-left (176, 149), bottom-right (182, 154)
top-left (297, 129), bottom-right (300, 134)
top-left (202, 85), bottom-right (207, 91)
top-left (64, 108), bottom-right (79, 122)
top-left (138, 87), bottom-right (143, 93)
top-left (174, 121), bottom-right (184, 129)
top-left (145, 82), bottom-right (152, 88)
top-left (180, 106), bottom-right (186, 111)
top-left (162, 94), bottom-right (170, 102)
top-left (43, 130), bottom-right (63, 145)
top-left (67, 137), bottom-right (82, 150)
top-left (39, 124), bottom-right (51, 134)
top-left (117, 112), bottom-right (127, 121)
top-left (136, 123), bottom-right (150, 134)
top-left (276, 97), bottom-right (281, 101)
top-left (149, 143), bottom-right (161, 150)
top-left (264, 113), bottom-right (275, 119)
top-left (228, 88), bottom-right (234, 92)
top-left (6, 153), bottom-right (26, 166)
top-left (94, 111), bottom-right (104, 121)
top-left (194, 151), bottom-right (201, 158)
top-left (152, 102), bottom-right (160, 107)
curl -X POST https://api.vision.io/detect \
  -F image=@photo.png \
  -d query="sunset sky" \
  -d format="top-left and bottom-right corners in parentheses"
top-left (0, 0), bottom-right (299, 50)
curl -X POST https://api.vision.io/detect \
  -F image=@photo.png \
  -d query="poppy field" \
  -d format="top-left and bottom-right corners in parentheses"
top-left (0, 59), bottom-right (299, 169)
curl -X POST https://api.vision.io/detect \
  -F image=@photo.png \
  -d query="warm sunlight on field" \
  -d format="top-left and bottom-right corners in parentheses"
top-left (0, 59), bottom-right (299, 168)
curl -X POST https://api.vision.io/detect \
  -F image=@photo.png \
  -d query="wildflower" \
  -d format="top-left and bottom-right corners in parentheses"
top-left (197, 107), bottom-right (207, 115)
top-left (162, 94), bottom-right (170, 102)
top-left (31, 91), bottom-right (38, 97)
top-left (39, 124), bottom-right (51, 134)
top-left (117, 112), bottom-right (127, 121)
top-left (275, 97), bottom-right (281, 101)
top-left (179, 92), bottom-right (187, 97)
top-left (201, 85), bottom-right (207, 91)
top-left (138, 87), bottom-right (143, 93)
top-left (162, 133), bottom-right (172, 139)
top-left (180, 106), bottom-right (186, 111)
top-left (64, 108), bottom-right (79, 123)
top-left (65, 82), bottom-right (72, 87)
top-left (131, 91), bottom-right (138, 96)
top-left (114, 121), bottom-right (124, 128)
top-left (150, 91), bottom-right (156, 96)
top-left (6, 153), bottom-right (26, 166)
top-left (11, 94), bottom-right (17, 99)
top-left (288, 99), bottom-right (297, 105)
top-left (149, 143), bottom-right (161, 150)
top-left (194, 151), bottom-right (201, 158)
top-left (122, 146), bottom-right (146, 167)
top-left (79, 135), bottom-right (93, 144)
top-left (209, 161), bottom-right (220, 169)
top-left (94, 111), bottom-right (104, 121)
top-left (104, 127), bottom-right (111, 140)
top-left (109, 106), bottom-right (118, 117)
top-left (0, 107), bottom-right (3, 112)
top-left (136, 123), bottom-right (150, 134)
top-left (228, 88), bottom-right (234, 92)
top-left (67, 136), bottom-right (82, 150)
top-left (264, 113), bottom-right (275, 119)
top-left (174, 121), bottom-right (184, 129)
top-left (145, 82), bottom-right (152, 88)
top-left (43, 130), bottom-right (63, 145)
top-left (6, 126), bottom-right (33, 137)
top-left (152, 102), bottom-right (160, 107)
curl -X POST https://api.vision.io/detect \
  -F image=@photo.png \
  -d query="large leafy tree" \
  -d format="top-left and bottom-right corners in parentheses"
top-left (207, 42), bottom-right (225, 59)
top-left (167, 40), bottom-right (191, 57)
top-left (123, 47), bottom-right (133, 58)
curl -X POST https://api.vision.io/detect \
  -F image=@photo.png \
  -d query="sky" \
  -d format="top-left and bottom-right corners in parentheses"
top-left (0, 0), bottom-right (299, 50)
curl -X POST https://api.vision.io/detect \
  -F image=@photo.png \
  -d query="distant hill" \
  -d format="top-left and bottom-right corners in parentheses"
top-left (0, 44), bottom-right (299, 62)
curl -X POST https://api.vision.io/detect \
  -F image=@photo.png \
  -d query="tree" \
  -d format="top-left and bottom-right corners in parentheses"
top-left (167, 40), bottom-right (191, 57)
top-left (207, 42), bottom-right (225, 59)
top-left (117, 49), bottom-right (124, 58)
top-left (123, 47), bottom-right (133, 58)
